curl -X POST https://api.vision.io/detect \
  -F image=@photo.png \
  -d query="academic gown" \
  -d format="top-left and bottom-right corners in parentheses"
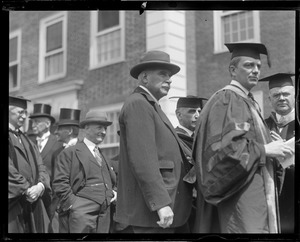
top-left (192, 85), bottom-right (281, 233)
top-left (265, 112), bottom-right (295, 233)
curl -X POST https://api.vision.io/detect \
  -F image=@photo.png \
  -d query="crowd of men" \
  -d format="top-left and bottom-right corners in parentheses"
top-left (8, 42), bottom-right (296, 234)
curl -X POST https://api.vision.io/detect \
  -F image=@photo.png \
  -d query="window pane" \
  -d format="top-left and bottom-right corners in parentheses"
top-left (9, 37), bottom-right (18, 62)
top-left (46, 21), bottom-right (63, 52)
top-left (45, 52), bottom-right (63, 78)
top-left (9, 65), bottom-right (18, 88)
top-left (97, 11), bottom-right (119, 32)
top-left (96, 29), bottom-right (121, 64)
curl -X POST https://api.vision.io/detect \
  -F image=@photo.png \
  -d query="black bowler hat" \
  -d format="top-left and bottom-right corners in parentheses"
top-left (225, 42), bottom-right (271, 67)
top-left (259, 73), bottom-right (294, 90)
top-left (57, 108), bottom-right (81, 127)
top-left (29, 103), bottom-right (55, 124)
top-left (9, 96), bottom-right (31, 109)
top-left (170, 95), bottom-right (208, 109)
top-left (130, 50), bottom-right (180, 79)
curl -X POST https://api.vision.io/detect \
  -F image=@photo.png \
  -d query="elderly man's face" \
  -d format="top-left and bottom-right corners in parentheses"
top-left (177, 107), bottom-right (201, 131)
top-left (31, 117), bottom-right (51, 136)
top-left (9, 106), bottom-right (28, 129)
top-left (144, 69), bottom-right (172, 100)
top-left (85, 123), bottom-right (107, 145)
top-left (269, 86), bottom-right (295, 116)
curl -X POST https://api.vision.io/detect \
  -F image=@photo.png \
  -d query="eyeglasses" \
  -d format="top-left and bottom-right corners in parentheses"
top-left (16, 110), bottom-right (28, 117)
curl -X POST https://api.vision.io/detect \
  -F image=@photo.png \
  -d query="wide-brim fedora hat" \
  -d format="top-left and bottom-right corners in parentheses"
top-left (79, 110), bottom-right (112, 128)
top-left (29, 103), bottom-right (55, 124)
top-left (57, 108), bottom-right (81, 127)
top-left (130, 50), bottom-right (180, 79)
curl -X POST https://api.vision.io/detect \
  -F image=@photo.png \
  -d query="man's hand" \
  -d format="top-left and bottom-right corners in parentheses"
top-left (270, 131), bottom-right (284, 141)
top-left (110, 190), bottom-right (117, 203)
top-left (156, 206), bottom-right (174, 229)
top-left (264, 140), bottom-right (294, 158)
top-left (25, 182), bottom-right (44, 203)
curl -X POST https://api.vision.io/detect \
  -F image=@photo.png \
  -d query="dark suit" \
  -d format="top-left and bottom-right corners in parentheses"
top-left (265, 112), bottom-right (295, 233)
top-left (53, 141), bottom-right (116, 233)
top-left (115, 87), bottom-right (193, 231)
top-left (9, 130), bottom-right (51, 233)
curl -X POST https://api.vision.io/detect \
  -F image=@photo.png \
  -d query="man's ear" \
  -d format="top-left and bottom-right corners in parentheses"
top-left (229, 65), bottom-right (236, 78)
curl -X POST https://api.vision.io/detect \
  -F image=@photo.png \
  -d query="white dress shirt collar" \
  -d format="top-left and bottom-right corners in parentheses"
top-left (83, 137), bottom-right (100, 157)
top-left (139, 85), bottom-right (160, 105)
top-left (178, 124), bottom-right (194, 137)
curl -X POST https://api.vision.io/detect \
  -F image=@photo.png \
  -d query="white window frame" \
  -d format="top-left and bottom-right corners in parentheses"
top-left (89, 11), bottom-right (125, 70)
top-left (91, 102), bottom-right (123, 150)
top-left (39, 11), bottom-right (67, 83)
top-left (9, 29), bottom-right (22, 92)
top-left (213, 10), bottom-right (260, 54)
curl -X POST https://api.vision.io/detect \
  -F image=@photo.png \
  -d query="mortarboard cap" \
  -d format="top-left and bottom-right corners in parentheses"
top-left (259, 73), bottom-right (294, 89)
top-left (225, 42), bottom-right (271, 67)
top-left (9, 96), bottom-right (31, 109)
top-left (170, 95), bottom-right (208, 109)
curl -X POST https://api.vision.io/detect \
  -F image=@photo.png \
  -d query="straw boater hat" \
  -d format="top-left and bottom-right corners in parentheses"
top-left (29, 103), bottom-right (55, 124)
top-left (79, 110), bottom-right (112, 128)
top-left (57, 108), bottom-right (81, 127)
top-left (130, 50), bottom-right (181, 79)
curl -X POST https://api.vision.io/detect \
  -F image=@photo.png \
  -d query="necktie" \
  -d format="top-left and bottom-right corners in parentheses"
top-left (10, 129), bottom-right (22, 144)
top-left (93, 147), bottom-right (103, 167)
top-left (248, 92), bottom-right (261, 113)
top-left (37, 138), bottom-right (44, 152)
top-left (277, 115), bottom-right (286, 128)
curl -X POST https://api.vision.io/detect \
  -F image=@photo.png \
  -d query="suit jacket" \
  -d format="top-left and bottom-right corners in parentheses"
top-left (53, 141), bottom-right (117, 213)
top-left (115, 86), bottom-right (193, 228)
top-left (9, 130), bottom-right (51, 232)
top-left (34, 134), bottom-right (64, 183)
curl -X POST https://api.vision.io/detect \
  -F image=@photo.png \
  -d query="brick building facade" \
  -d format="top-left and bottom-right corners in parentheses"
top-left (9, 10), bottom-right (296, 157)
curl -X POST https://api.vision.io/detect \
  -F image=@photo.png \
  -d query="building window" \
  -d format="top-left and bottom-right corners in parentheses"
top-left (90, 11), bottom-right (125, 69)
top-left (39, 12), bottom-right (67, 83)
top-left (92, 103), bottom-right (123, 159)
top-left (213, 11), bottom-right (260, 53)
top-left (9, 30), bottom-right (21, 91)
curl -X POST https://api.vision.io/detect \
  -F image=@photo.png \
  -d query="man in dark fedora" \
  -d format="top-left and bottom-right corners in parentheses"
top-left (53, 110), bottom-right (117, 233)
top-left (29, 103), bottom-right (64, 225)
top-left (115, 50), bottom-right (193, 233)
top-left (9, 96), bottom-right (51, 233)
top-left (171, 95), bottom-right (208, 231)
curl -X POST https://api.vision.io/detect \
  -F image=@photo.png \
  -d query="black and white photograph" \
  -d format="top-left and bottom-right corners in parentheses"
top-left (4, 2), bottom-right (299, 241)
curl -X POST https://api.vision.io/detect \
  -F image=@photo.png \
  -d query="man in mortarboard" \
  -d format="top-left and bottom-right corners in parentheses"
top-left (29, 104), bottom-right (64, 230)
top-left (171, 95), bottom-right (207, 232)
top-left (9, 96), bottom-right (51, 232)
top-left (261, 73), bottom-right (295, 233)
top-left (192, 43), bottom-right (293, 233)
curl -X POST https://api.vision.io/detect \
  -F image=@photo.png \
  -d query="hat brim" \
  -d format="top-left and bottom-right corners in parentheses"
top-left (57, 122), bottom-right (80, 127)
top-left (79, 120), bottom-right (113, 129)
top-left (29, 114), bottom-right (55, 124)
top-left (130, 62), bottom-right (180, 79)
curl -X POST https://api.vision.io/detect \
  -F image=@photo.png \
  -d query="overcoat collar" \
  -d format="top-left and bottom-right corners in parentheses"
top-left (40, 134), bottom-right (57, 157)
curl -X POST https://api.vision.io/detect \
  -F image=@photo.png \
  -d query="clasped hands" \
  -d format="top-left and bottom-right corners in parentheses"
top-left (25, 182), bottom-right (44, 203)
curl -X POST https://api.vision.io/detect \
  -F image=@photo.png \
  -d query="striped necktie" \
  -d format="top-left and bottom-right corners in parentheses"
top-left (93, 147), bottom-right (103, 167)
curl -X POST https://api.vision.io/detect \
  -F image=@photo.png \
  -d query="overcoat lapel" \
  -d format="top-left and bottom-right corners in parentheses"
top-left (134, 87), bottom-right (180, 143)
top-left (41, 134), bottom-right (56, 158)
top-left (74, 142), bottom-right (95, 174)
